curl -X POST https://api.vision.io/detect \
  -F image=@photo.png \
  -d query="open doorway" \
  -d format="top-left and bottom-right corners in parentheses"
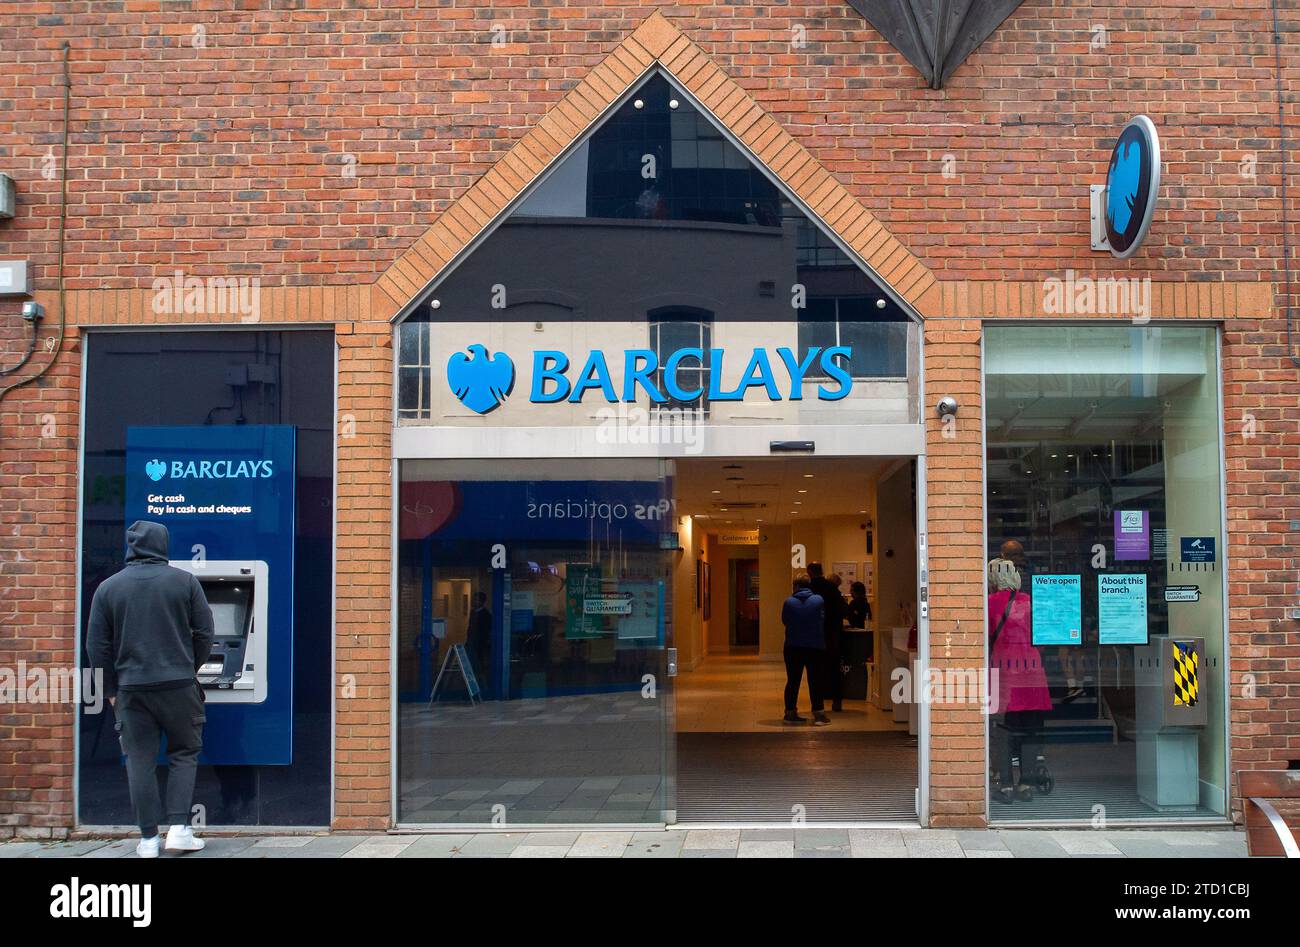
top-left (671, 455), bottom-right (920, 823)
top-left (729, 558), bottom-right (760, 648)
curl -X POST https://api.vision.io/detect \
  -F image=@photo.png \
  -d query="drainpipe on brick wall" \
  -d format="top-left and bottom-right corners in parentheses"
top-left (1274, 0), bottom-right (1300, 369)
top-left (0, 41), bottom-right (71, 407)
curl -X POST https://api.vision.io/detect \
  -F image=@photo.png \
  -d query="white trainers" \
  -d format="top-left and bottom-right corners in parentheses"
top-left (164, 825), bottom-right (205, 853)
top-left (136, 835), bottom-right (160, 858)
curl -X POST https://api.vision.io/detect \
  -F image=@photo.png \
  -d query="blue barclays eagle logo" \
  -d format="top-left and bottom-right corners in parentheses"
top-left (145, 459), bottom-right (167, 482)
top-left (447, 344), bottom-right (515, 415)
top-left (1106, 138), bottom-right (1142, 235)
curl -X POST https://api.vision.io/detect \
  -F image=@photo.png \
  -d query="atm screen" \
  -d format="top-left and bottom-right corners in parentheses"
top-left (204, 582), bottom-right (253, 639)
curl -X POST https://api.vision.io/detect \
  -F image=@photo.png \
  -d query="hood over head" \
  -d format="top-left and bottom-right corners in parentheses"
top-left (125, 520), bottom-right (170, 564)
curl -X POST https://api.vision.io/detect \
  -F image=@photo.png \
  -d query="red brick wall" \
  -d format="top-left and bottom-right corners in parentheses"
top-left (1, 2), bottom-right (1292, 288)
top-left (0, 2), bottom-right (1296, 833)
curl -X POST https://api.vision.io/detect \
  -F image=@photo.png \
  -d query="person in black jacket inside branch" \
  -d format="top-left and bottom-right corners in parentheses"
top-left (807, 562), bottom-right (847, 712)
top-left (781, 574), bottom-right (830, 726)
top-left (847, 580), bottom-right (872, 628)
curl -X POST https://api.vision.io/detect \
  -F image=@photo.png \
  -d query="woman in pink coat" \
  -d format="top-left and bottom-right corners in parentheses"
top-left (988, 558), bottom-right (1052, 804)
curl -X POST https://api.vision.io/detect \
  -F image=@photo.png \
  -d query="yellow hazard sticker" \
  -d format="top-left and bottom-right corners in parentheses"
top-left (1172, 641), bottom-right (1199, 707)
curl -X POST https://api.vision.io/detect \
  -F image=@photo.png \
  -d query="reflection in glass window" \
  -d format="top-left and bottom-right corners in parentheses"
top-left (78, 330), bottom-right (334, 828)
top-left (398, 321), bottom-right (432, 421)
top-left (649, 307), bottom-right (712, 418)
top-left (584, 78), bottom-right (781, 225)
top-left (396, 70), bottom-right (920, 427)
top-left (795, 219), bottom-right (850, 268)
top-left (397, 460), bottom-right (672, 825)
top-left (984, 325), bottom-right (1226, 822)
top-left (798, 297), bottom-right (909, 379)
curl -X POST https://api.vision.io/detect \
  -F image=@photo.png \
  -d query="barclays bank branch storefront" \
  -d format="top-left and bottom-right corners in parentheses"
top-left (4, 9), bottom-right (1286, 839)
top-left (77, 56), bottom-right (1237, 835)
top-left (382, 69), bottom-right (1231, 829)
top-left (391, 71), bottom-right (928, 826)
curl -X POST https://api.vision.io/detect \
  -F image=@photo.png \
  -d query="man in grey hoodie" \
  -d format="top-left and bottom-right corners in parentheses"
top-left (87, 520), bottom-right (215, 858)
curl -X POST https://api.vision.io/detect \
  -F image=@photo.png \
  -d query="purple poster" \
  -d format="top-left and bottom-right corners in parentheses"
top-left (1114, 509), bottom-right (1150, 561)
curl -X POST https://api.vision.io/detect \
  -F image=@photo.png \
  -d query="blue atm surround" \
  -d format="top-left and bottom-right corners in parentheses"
top-left (125, 425), bottom-right (296, 765)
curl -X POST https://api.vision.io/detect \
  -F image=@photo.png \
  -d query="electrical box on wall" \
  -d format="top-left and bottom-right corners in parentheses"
top-left (0, 260), bottom-right (29, 296)
top-left (0, 174), bottom-right (15, 218)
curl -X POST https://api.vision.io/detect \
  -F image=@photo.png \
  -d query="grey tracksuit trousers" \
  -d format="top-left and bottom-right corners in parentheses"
top-left (114, 682), bottom-right (206, 837)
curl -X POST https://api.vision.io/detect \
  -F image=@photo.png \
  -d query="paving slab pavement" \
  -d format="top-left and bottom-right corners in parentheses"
top-left (2, 827), bottom-right (1248, 859)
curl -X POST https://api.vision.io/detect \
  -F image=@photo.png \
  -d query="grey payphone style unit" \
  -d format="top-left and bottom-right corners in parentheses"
top-left (1135, 635), bottom-right (1207, 811)
top-left (172, 560), bottom-right (269, 704)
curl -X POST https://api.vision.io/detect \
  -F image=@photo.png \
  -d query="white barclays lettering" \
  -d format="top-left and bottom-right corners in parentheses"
top-left (169, 459), bottom-right (273, 479)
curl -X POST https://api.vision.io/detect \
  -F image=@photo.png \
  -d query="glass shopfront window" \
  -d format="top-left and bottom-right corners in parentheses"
top-left (395, 72), bottom-right (919, 431)
top-left (397, 460), bottom-right (674, 824)
top-left (984, 325), bottom-right (1227, 821)
top-left (79, 330), bottom-right (334, 827)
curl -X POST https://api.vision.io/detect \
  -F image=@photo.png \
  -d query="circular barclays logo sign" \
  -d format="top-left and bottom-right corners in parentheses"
top-left (1104, 115), bottom-right (1161, 259)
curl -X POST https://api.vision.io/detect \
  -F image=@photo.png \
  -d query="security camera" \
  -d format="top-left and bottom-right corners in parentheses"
top-left (935, 396), bottom-right (959, 418)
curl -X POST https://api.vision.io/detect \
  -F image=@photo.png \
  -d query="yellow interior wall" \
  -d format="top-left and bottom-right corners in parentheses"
top-left (874, 463), bottom-right (917, 674)
top-left (758, 524), bottom-right (794, 658)
top-left (671, 515), bottom-right (705, 670)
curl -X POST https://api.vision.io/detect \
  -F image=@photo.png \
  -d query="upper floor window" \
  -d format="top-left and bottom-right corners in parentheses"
top-left (649, 306), bottom-right (713, 419)
top-left (797, 297), bottom-right (909, 380)
top-left (398, 321), bottom-right (432, 421)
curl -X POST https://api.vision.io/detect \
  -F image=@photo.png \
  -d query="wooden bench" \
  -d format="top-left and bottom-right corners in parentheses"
top-left (1238, 770), bottom-right (1300, 857)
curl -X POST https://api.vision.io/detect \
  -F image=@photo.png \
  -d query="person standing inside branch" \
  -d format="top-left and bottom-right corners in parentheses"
top-left (808, 562), bottom-right (847, 712)
top-left (846, 581), bottom-right (872, 629)
top-left (1002, 537), bottom-right (1082, 702)
top-left (987, 557), bottom-right (1052, 804)
top-left (86, 521), bottom-right (214, 858)
top-left (781, 574), bottom-right (831, 726)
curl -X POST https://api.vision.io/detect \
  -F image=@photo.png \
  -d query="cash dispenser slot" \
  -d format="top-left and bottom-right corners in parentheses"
top-left (172, 559), bottom-right (269, 704)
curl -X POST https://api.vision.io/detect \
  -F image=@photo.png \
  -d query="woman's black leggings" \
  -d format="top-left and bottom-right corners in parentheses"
top-left (995, 710), bottom-right (1045, 785)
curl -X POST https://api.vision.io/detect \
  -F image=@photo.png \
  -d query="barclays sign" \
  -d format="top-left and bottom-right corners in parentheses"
top-left (447, 343), bottom-right (853, 416)
top-left (144, 458), bottom-right (275, 482)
